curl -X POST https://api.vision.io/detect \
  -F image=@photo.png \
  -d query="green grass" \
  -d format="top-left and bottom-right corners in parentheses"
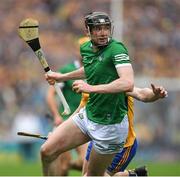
top-left (0, 153), bottom-right (179, 176)
top-left (127, 162), bottom-right (180, 176)
top-left (0, 161), bottom-right (42, 176)
top-left (146, 162), bottom-right (180, 176)
top-left (0, 161), bottom-right (180, 176)
top-left (0, 161), bottom-right (82, 176)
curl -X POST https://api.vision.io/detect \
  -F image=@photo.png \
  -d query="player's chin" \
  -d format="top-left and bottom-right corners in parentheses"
top-left (97, 39), bottom-right (108, 45)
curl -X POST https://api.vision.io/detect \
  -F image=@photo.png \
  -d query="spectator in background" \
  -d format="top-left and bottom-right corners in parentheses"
top-left (12, 106), bottom-right (41, 162)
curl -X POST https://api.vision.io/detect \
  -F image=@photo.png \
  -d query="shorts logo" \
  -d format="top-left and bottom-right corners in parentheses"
top-left (106, 113), bottom-right (111, 119)
top-left (95, 142), bottom-right (125, 153)
top-left (78, 113), bottom-right (84, 119)
top-left (108, 142), bottom-right (125, 151)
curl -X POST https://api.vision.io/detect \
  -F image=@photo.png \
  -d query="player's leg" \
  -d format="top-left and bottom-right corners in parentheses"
top-left (49, 126), bottom-right (72, 176)
top-left (82, 141), bottom-right (93, 175)
top-left (86, 116), bottom-right (129, 176)
top-left (110, 140), bottom-right (148, 176)
top-left (83, 145), bottom-right (114, 176)
top-left (83, 139), bottom-right (138, 176)
top-left (40, 116), bottom-right (90, 176)
top-left (107, 139), bottom-right (138, 176)
top-left (55, 151), bottom-right (71, 176)
top-left (70, 143), bottom-right (88, 171)
top-left (107, 138), bottom-right (148, 176)
top-left (87, 147), bottom-right (116, 176)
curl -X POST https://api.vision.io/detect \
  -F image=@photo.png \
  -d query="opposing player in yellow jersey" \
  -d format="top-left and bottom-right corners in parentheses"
top-left (76, 84), bottom-right (167, 176)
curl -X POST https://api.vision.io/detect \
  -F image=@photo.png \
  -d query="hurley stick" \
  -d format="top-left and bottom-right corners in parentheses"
top-left (18, 18), bottom-right (71, 115)
top-left (17, 131), bottom-right (47, 140)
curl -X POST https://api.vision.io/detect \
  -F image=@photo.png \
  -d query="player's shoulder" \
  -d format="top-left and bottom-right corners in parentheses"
top-left (80, 40), bottom-right (92, 56)
top-left (80, 40), bottom-right (91, 50)
top-left (78, 36), bottom-right (90, 46)
top-left (109, 39), bottom-right (128, 53)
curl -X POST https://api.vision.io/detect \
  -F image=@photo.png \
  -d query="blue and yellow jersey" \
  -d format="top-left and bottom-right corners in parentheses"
top-left (79, 93), bottom-right (89, 107)
top-left (124, 96), bottom-right (136, 147)
top-left (80, 93), bottom-right (136, 147)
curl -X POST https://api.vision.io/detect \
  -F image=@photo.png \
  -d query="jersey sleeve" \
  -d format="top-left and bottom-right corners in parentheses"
top-left (111, 42), bottom-right (131, 68)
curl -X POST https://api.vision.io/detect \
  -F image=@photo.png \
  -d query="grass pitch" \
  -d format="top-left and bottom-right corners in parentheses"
top-left (0, 151), bottom-right (179, 176)
top-left (0, 160), bottom-right (179, 176)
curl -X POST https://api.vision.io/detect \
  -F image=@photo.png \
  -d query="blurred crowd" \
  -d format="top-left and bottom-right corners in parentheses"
top-left (0, 0), bottom-right (179, 159)
top-left (123, 0), bottom-right (180, 76)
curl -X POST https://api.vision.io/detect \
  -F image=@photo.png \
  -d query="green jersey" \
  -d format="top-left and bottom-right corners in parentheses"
top-left (58, 61), bottom-right (81, 120)
top-left (80, 39), bottom-right (131, 125)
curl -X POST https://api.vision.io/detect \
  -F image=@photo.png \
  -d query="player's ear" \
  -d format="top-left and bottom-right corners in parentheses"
top-left (85, 28), bottom-right (91, 37)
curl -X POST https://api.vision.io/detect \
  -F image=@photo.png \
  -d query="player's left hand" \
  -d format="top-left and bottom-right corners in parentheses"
top-left (151, 83), bottom-right (168, 98)
top-left (72, 80), bottom-right (93, 93)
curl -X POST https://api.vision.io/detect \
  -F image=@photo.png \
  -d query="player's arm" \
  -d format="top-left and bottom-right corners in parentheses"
top-left (126, 84), bottom-right (168, 102)
top-left (72, 65), bottom-right (134, 93)
top-left (46, 86), bottom-right (63, 126)
top-left (45, 67), bottom-right (85, 85)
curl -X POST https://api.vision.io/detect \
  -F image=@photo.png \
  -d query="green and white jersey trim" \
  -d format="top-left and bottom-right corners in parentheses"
top-left (114, 53), bottom-right (131, 68)
top-left (114, 53), bottom-right (130, 61)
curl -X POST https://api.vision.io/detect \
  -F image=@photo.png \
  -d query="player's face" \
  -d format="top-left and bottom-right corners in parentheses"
top-left (90, 24), bottom-right (111, 46)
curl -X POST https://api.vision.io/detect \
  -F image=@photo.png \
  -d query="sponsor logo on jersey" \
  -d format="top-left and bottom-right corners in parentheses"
top-left (98, 54), bottom-right (104, 61)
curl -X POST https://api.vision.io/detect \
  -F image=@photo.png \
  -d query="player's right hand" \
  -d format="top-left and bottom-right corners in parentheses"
top-left (45, 72), bottom-right (61, 85)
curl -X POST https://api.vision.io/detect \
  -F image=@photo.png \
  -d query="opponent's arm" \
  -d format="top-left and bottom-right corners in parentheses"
top-left (46, 86), bottom-right (63, 126)
top-left (126, 84), bottom-right (168, 102)
top-left (72, 65), bottom-right (134, 93)
top-left (45, 67), bottom-right (85, 85)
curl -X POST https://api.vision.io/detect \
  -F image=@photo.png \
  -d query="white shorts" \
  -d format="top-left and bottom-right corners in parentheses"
top-left (72, 107), bottom-right (129, 154)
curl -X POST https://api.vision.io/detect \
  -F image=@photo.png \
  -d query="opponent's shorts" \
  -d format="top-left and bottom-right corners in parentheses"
top-left (86, 139), bottom-right (138, 173)
top-left (72, 107), bottom-right (128, 154)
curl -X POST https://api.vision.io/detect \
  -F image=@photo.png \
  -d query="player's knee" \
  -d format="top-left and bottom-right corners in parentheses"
top-left (40, 144), bottom-right (56, 162)
top-left (40, 144), bottom-right (50, 159)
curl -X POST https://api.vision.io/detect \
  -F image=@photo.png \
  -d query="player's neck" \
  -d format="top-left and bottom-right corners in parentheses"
top-left (92, 45), bottom-right (99, 52)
